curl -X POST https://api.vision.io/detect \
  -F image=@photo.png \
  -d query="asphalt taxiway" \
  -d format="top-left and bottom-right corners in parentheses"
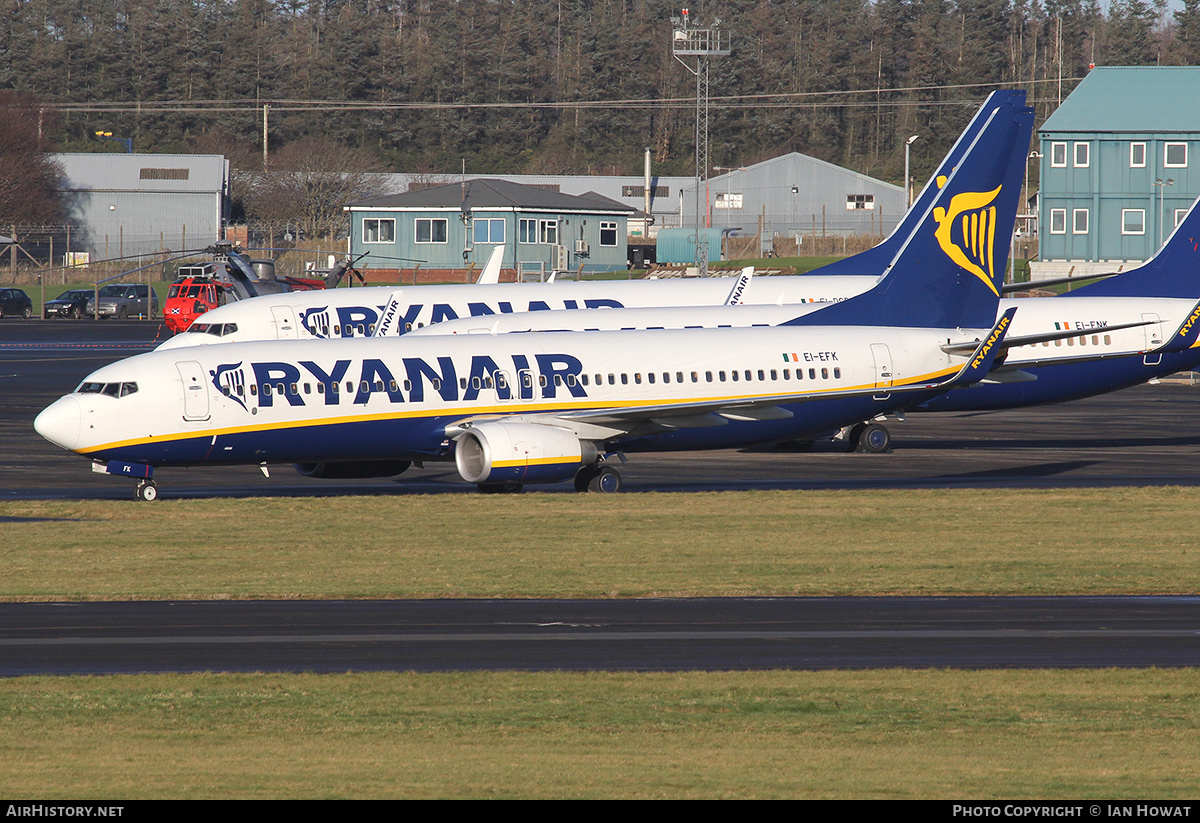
top-left (4, 597), bottom-right (1199, 675)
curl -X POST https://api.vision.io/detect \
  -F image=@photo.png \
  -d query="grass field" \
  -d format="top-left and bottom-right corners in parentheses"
top-left (3, 488), bottom-right (1197, 600)
top-left (3, 487), bottom-right (1199, 797)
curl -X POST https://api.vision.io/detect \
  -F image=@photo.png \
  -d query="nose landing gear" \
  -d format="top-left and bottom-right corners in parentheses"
top-left (133, 479), bottom-right (159, 501)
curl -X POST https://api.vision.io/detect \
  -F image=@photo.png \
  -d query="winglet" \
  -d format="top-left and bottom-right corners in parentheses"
top-left (475, 246), bottom-right (505, 285)
top-left (724, 267), bottom-right (754, 305)
top-left (1156, 297), bottom-right (1200, 353)
top-left (374, 290), bottom-right (405, 337)
top-left (948, 307), bottom-right (1019, 386)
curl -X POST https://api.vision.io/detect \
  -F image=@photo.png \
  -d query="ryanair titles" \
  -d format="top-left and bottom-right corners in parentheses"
top-left (210, 352), bottom-right (588, 411)
top-left (299, 298), bottom-right (627, 339)
top-left (971, 312), bottom-right (1012, 369)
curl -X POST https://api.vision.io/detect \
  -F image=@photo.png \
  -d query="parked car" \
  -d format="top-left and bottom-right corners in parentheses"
top-left (44, 289), bottom-right (92, 319)
top-left (87, 283), bottom-right (159, 319)
top-left (0, 288), bottom-right (33, 319)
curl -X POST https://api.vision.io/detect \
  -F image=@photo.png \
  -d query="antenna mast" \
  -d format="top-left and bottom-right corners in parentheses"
top-left (672, 9), bottom-right (730, 277)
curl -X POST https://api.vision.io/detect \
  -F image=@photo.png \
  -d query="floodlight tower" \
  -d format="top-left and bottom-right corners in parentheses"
top-left (672, 9), bottom-right (730, 277)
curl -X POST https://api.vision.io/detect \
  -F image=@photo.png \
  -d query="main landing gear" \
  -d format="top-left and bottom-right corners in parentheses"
top-left (847, 422), bottom-right (892, 454)
top-left (573, 463), bottom-right (622, 493)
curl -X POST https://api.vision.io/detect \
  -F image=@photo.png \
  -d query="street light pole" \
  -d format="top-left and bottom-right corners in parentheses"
top-left (904, 134), bottom-right (919, 208)
top-left (1155, 177), bottom-right (1174, 246)
top-left (94, 131), bottom-right (132, 153)
top-left (1016, 151), bottom-right (1042, 284)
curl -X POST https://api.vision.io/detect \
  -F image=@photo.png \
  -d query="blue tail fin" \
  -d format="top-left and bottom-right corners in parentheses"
top-left (789, 100), bottom-right (1035, 330)
top-left (1061, 195), bottom-right (1200, 299)
top-left (805, 90), bottom-right (1028, 278)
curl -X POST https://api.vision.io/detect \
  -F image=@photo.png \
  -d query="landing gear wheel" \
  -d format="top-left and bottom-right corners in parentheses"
top-left (574, 466), bottom-right (596, 492)
top-left (857, 423), bottom-right (891, 454)
top-left (587, 465), bottom-right (622, 493)
top-left (846, 423), bottom-right (866, 453)
top-left (133, 480), bottom-right (158, 501)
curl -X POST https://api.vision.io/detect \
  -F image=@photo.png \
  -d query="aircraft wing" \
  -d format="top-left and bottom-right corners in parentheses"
top-left (444, 311), bottom-right (1018, 439)
top-left (939, 318), bottom-right (1154, 356)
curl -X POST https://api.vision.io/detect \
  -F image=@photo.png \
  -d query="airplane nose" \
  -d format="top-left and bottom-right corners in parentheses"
top-left (34, 396), bottom-right (82, 451)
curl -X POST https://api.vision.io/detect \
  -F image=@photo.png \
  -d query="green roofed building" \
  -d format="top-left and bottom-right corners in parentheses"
top-left (1037, 66), bottom-right (1200, 275)
top-left (346, 178), bottom-right (635, 277)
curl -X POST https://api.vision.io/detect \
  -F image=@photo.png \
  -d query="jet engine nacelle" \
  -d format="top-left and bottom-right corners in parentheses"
top-left (293, 460), bottom-right (412, 479)
top-left (454, 422), bottom-right (597, 485)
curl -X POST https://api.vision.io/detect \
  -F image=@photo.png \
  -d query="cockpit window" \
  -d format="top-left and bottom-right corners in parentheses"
top-left (185, 323), bottom-right (237, 337)
top-left (77, 381), bottom-right (137, 397)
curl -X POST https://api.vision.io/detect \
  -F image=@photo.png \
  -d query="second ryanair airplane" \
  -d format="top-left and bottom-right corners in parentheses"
top-left (156, 91), bottom-right (1030, 351)
top-left (35, 100), bottom-right (1034, 498)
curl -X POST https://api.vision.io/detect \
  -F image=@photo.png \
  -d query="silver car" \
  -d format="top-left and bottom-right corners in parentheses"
top-left (88, 284), bottom-right (159, 319)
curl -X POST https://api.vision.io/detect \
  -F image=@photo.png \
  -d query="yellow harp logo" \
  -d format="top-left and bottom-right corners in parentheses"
top-left (933, 185), bottom-right (1002, 296)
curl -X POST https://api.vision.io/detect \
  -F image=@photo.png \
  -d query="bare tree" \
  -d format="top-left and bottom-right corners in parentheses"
top-left (0, 92), bottom-right (64, 224)
top-left (239, 137), bottom-right (388, 239)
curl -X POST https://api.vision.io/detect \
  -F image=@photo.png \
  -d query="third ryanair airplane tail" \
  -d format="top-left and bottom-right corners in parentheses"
top-left (790, 97), bottom-right (1035, 331)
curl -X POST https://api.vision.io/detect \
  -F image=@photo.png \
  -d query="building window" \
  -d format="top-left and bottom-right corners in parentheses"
top-left (363, 218), bottom-right (395, 244)
top-left (1051, 142), bottom-right (1067, 167)
top-left (1073, 208), bottom-right (1089, 235)
top-left (622, 185), bottom-right (669, 198)
top-left (1165, 142), bottom-right (1188, 168)
top-left (1049, 208), bottom-right (1067, 234)
top-left (519, 218), bottom-right (558, 244)
top-left (599, 222), bottom-right (618, 247)
top-left (1074, 142), bottom-right (1090, 168)
top-left (472, 218), bottom-right (505, 244)
top-left (1121, 209), bottom-right (1145, 235)
top-left (1130, 143), bottom-right (1146, 168)
top-left (846, 194), bottom-right (875, 210)
top-left (415, 218), bottom-right (448, 244)
top-left (1176, 208), bottom-right (1189, 227)
top-left (519, 218), bottom-right (536, 244)
top-left (140, 168), bottom-right (189, 180)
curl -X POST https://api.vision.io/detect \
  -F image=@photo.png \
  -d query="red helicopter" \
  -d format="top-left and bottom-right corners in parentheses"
top-left (163, 242), bottom-right (364, 334)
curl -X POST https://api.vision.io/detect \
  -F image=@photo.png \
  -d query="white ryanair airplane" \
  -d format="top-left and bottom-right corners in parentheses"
top-left (36, 99), bottom-right (1034, 499)
top-left (155, 91), bottom-right (1031, 351)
